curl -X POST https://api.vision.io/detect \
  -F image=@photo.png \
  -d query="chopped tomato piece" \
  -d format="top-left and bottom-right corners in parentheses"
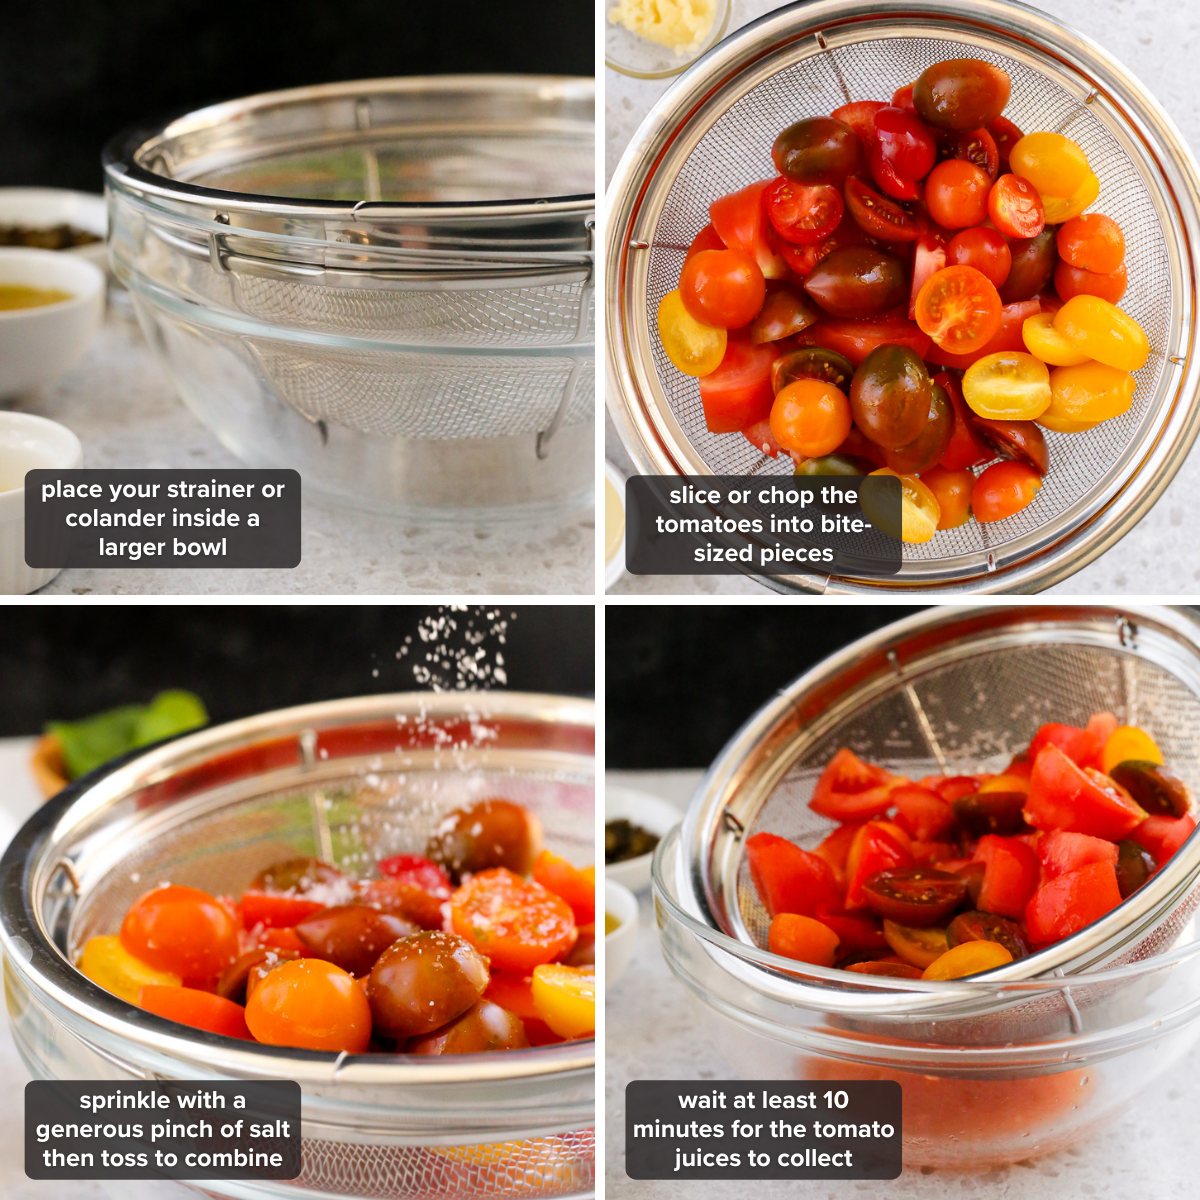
top-left (924, 773), bottom-right (984, 804)
top-left (1028, 722), bottom-right (1102, 770)
top-left (241, 890), bottom-right (325, 931)
top-left (1024, 744), bottom-right (1148, 840)
top-left (1037, 830), bottom-right (1118, 881)
top-left (1129, 814), bottom-right (1196, 866)
top-left (1024, 861), bottom-right (1123, 945)
top-left (709, 179), bottom-right (789, 279)
top-left (809, 748), bottom-right (907, 820)
top-left (909, 231), bottom-right (947, 320)
top-left (1085, 712), bottom-right (1120, 747)
top-left (813, 905), bottom-right (889, 954)
top-left (139, 985), bottom-right (252, 1040)
top-left (792, 315), bottom-right (932, 366)
top-left (741, 417), bottom-right (783, 458)
top-left (698, 338), bottom-right (782, 433)
top-left (532, 851), bottom-right (596, 924)
top-left (845, 823), bottom-right (914, 910)
top-left (745, 832), bottom-right (843, 918)
top-left (974, 834), bottom-right (1039, 920)
top-left (891, 784), bottom-right (957, 842)
top-left (935, 370), bottom-right (992, 471)
top-left (813, 822), bottom-right (863, 873)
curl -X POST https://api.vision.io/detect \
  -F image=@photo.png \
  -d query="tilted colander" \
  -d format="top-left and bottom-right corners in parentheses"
top-left (105, 77), bottom-right (595, 517)
top-left (606, 0), bottom-right (1200, 592)
top-left (0, 692), bottom-right (595, 1200)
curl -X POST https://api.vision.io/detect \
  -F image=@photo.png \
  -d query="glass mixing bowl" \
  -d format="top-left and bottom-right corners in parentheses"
top-left (0, 691), bottom-right (595, 1200)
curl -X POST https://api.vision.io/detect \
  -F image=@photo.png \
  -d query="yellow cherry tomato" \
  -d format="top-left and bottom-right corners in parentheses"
top-left (922, 940), bottom-right (1013, 980)
top-left (867, 468), bottom-right (940, 543)
top-left (962, 351), bottom-right (1052, 420)
top-left (1039, 361), bottom-right (1136, 433)
top-left (1053, 295), bottom-right (1150, 372)
top-left (79, 935), bottom-right (181, 1005)
top-left (1102, 725), bottom-right (1164, 774)
top-left (883, 920), bottom-right (948, 969)
top-left (1009, 132), bottom-right (1091, 198)
top-left (978, 773), bottom-right (1031, 796)
top-left (1022, 311), bottom-right (1090, 366)
top-left (657, 289), bottom-right (727, 377)
top-left (531, 963), bottom-right (595, 1038)
top-left (1042, 172), bottom-right (1100, 224)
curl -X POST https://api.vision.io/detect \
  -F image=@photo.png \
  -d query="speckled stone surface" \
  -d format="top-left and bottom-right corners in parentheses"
top-left (5, 300), bottom-right (595, 596)
top-left (605, 0), bottom-right (1200, 596)
top-left (605, 769), bottom-right (1200, 1197)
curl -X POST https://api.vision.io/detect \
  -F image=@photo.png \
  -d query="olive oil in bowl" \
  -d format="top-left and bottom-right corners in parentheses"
top-left (0, 284), bottom-right (73, 312)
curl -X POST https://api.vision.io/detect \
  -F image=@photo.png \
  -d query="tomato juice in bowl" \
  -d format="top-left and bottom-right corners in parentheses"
top-left (0, 692), bottom-right (596, 1200)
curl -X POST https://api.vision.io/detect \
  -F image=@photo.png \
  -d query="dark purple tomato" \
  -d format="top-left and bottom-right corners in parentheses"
top-left (998, 228), bottom-right (1057, 304)
top-left (426, 799), bottom-right (542, 880)
top-left (1115, 839), bottom-right (1156, 898)
top-left (746, 285), bottom-right (821, 344)
top-left (884, 381), bottom-right (953, 473)
top-left (913, 59), bottom-right (1012, 131)
top-left (946, 910), bottom-right (1030, 959)
top-left (407, 1000), bottom-right (530, 1055)
top-left (367, 931), bottom-right (489, 1038)
top-left (968, 418), bottom-right (1049, 476)
top-left (803, 245), bottom-right (908, 318)
top-left (953, 789), bottom-right (1028, 837)
top-left (294, 905), bottom-right (419, 977)
top-left (861, 867), bottom-right (967, 926)
top-left (218, 948), bottom-right (299, 1004)
top-left (1108, 761), bottom-right (1194, 818)
top-left (772, 117), bottom-right (863, 186)
top-left (772, 347), bottom-right (856, 395)
top-left (849, 344), bottom-right (932, 449)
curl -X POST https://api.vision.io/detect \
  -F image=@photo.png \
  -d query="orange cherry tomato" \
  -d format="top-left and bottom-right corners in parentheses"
top-left (915, 265), bottom-right (1003, 354)
top-left (139, 985), bottom-right (252, 1040)
top-left (1054, 261), bottom-right (1127, 304)
top-left (769, 379), bottom-right (852, 457)
top-left (678, 248), bottom-right (767, 330)
top-left (531, 851), bottom-right (596, 925)
top-left (946, 227), bottom-right (1011, 288)
top-left (451, 868), bottom-right (577, 973)
top-left (924, 160), bottom-right (992, 228)
top-left (244, 958), bottom-right (372, 1052)
top-left (768, 913), bottom-right (840, 967)
top-left (120, 885), bottom-right (240, 990)
top-left (971, 461), bottom-right (1042, 522)
top-left (1056, 214), bottom-right (1124, 274)
top-left (920, 465), bottom-right (974, 529)
top-left (987, 174), bottom-right (1045, 239)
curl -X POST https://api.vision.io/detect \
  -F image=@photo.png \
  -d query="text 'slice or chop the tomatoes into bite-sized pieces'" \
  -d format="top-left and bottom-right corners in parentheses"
top-left (78, 799), bottom-right (596, 1052)
top-left (657, 58), bottom-right (1150, 542)
top-left (747, 714), bottom-right (1195, 979)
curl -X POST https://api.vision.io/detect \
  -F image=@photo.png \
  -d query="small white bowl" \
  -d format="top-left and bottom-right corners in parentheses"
top-left (0, 248), bottom-right (105, 397)
top-left (604, 459), bottom-right (627, 592)
top-left (605, 878), bottom-right (639, 986)
top-left (0, 188), bottom-right (108, 271)
top-left (0, 410), bottom-right (83, 593)
top-left (605, 783), bottom-right (682, 893)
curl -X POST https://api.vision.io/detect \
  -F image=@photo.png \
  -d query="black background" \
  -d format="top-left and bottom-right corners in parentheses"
top-left (606, 606), bottom-right (925, 769)
top-left (0, 604), bottom-right (593, 734)
top-left (0, 0), bottom-right (593, 192)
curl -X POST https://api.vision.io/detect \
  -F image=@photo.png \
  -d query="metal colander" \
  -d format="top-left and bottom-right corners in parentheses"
top-left (105, 77), bottom-right (595, 516)
top-left (0, 693), bottom-right (595, 1200)
top-left (678, 606), bottom-right (1200, 986)
top-left (606, 0), bottom-right (1200, 591)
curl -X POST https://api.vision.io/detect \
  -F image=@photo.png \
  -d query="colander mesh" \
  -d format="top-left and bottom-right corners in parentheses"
top-left (734, 642), bottom-right (1200, 952)
top-left (644, 34), bottom-right (1172, 570)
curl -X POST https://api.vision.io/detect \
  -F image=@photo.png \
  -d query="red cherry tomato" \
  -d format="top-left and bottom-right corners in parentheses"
top-left (245, 958), bottom-right (372, 1052)
top-left (869, 141), bottom-right (922, 200)
top-left (924, 159), bottom-right (992, 228)
top-left (921, 465), bottom-right (975, 527)
top-left (745, 832), bottom-right (843, 918)
top-left (1024, 861), bottom-right (1123, 946)
top-left (709, 180), bottom-right (788, 279)
top-left (873, 105), bottom-right (938, 181)
top-left (987, 174), bottom-right (1045, 238)
top-left (684, 223), bottom-right (725, 261)
top-left (988, 116), bottom-right (1024, 173)
top-left (946, 226), bottom-right (1011, 288)
top-left (925, 298), bottom-right (1041, 370)
top-left (892, 84), bottom-right (917, 114)
top-left (831, 101), bottom-right (887, 150)
top-left (120, 885), bottom-right (240, 990)
top-left (971, 460), bottom-right (1042, 522)
top-left (844, 177), bottom-right (923, 242)
top-left (763, 176), bottom-right (845, 244)
top-left (1056, 214), bottom-right (1125, 273)
top-left (915, 265), bottom-right (1003, 354)
top-left (1024, 743), bottom-right (1148, 840)
top-left (377, 854), bottom-right (452, 895)
top-left (940, 127), bottom-right (1000, 179)
top-left (935, 370), bottom-right (991, 470)
top-left (1054, 261), bottom-right (1128, 304)
top-left (698, 338), bottom-right (782, 433)
top-left (679, 248), bottom-right (767, 329)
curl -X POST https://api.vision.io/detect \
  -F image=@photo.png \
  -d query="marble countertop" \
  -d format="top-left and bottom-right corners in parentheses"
top-left (605, 768), bottom-right (1200, 1197)
top-left (605, 0), bottom-right (1200, 596)
top-left (8, 298), bottom-right (594, 596)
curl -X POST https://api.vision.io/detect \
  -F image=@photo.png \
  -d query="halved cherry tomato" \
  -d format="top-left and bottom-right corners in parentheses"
top-left (845, 177), bottom-right (923, 242)
top-left (1053, 295), bottom-right (1150, 372)
top-left (874, 105), bottom-right (938, 181)
top-left (999, 229), bottom-right (1058, 304)
top-left (793, 315), bottom-right (932, 366)
top-left (679, 248), bottom-right (767, 330)
top-left (768, 913), bottom-right (840, 966)
top-left (924, 159), bottom-right (992, 228)
top-left (987, 174), bottom-right (1045, 238)
top-left (1102, 725), bottom-right (1164, 773)
top-left (891, 784), bottom-right (957, 841)
top-left (809, 747), bottom-right (906, 820)
top-left (698, 338), bottom-right (781, 432)
top-left (451, 869), bottom-right (577, 973)
top-left (844, 958), bottom-right (923, 978)
top-left (946, 227), bottom-right (1011, 288)
top-left (1024, 861), bottom-right (1122, 945)
top-left (1024, 743), bottom-right (1148, 840)
top-left (940, 127), bottom-right (1000, 179)
top-left (915, 265), bottom-right (1003, 354)
top-left (1029, 722), bottom-right (1102, 770)
top-left (1057, 214), bottom-right (1124, 273)
top-left (746, 285), bottom-right (820, 344)
top-left (962, 351), bottom-right (1051, 420)
top-left (1043, 172), bottom-right (1100, 223)
top-left (532, 851), bottom-right (596, 924)
top-left (1021, 311), bottom-right (1089, 366)
top-left (79, 936), bottom-right (181, 1005)
top-left (923, 940), bottom-right (1012, 979)
top-left (946, 910), bottom-right (1029, 959)
top-left (935, 371), bottom-right (991, 470)
top-left (971, 460), bottom-right (1042, 522)
top-left (974, 834), bottom-right (1039, 920)
top-left (988, 116), bottom-right (1024, 173)
top-left (909, 231), bottom-right (948, 319)
top-left (139, 985), bottom-right (252, 1040)
top-left (1037, 830), bottom-right (1118, 881)
top-left (920, 465), bottom-right (974, 528)
top-left (865, 468), bottom-right (941, 543)
top-left (861, 867), bottom-right (966, 925)
top-left (709, 180), bottom-right (789, 279)
top-left (685, 223), bottom-right (725, 261)
top-left (120, 885), bottom-right (240, 990)
top-left (657, 289), bottom-right (726, 378)
top-left (883, 919), bottom-right (948, 968)
top-left (831, 100), bottom-right (887, 149)
top-left (764, 176), bottom-right (845, 244)
top-left (1054, 261), bottom-right (1127, 304)
top-left (926, 299), bottom-right (1042, 370)
top-left (745, 832), bottom-right (842, 918)
top-left (869, 140), bottom-right (922, 200)
top-left (1129, 814), bottom-right (1196, 865)
top-left (377, 854), bottom-right (452, 895)
top-left (1040, 361), bottom-right (1135, 433)
top-left (845, 824), bottom-right (915, 910)
top-left (770, 379), bottom-right (852, 457)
